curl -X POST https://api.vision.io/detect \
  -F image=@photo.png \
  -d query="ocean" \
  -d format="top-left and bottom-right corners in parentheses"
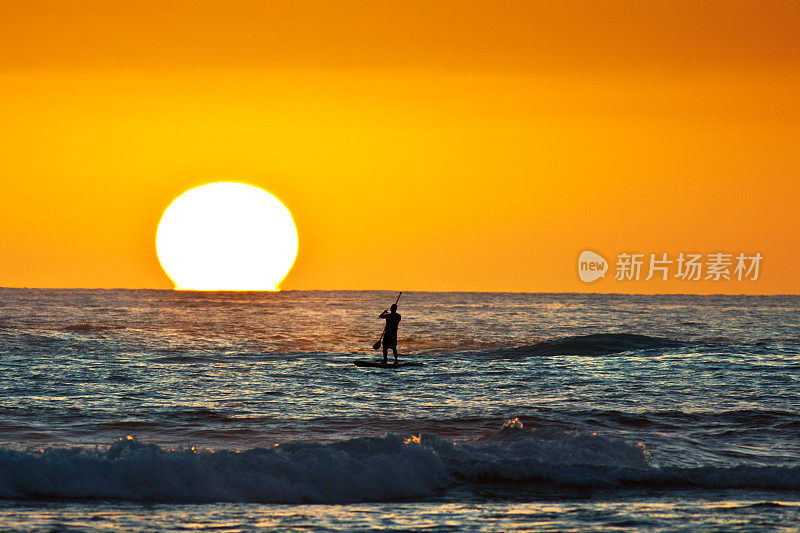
top-left (0, 289), bottom-right (798, 531)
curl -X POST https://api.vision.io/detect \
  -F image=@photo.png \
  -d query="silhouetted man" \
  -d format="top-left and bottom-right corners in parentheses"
top-left (379, 304), bottom-right (401, 364)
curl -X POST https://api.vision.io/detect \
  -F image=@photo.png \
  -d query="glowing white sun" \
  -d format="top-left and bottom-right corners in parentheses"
top-left (156, 182), bottom-right (298, 290)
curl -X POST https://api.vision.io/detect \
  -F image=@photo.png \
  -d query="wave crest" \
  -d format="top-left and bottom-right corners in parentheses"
top-left (487, 333), bottom-right (687, 357)
top-left (60, 323), bottom-right (125, 333)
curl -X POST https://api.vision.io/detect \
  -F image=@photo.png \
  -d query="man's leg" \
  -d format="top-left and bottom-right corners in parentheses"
top-left (392, 347), bottom-right (398, 364)
top-left (382, 344), bottom-right (388, 363)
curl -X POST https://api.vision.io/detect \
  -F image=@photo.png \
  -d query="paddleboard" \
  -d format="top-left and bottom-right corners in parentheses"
top-left (353, 360), bottom-right (423, 368)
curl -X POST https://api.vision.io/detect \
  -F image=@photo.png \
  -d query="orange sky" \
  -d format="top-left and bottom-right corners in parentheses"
top-left (1, 0), bottom-right (798, 293)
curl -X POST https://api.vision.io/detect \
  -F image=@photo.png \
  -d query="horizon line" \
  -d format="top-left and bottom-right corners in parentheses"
top-left (0, 286), bottom-right (797, 297)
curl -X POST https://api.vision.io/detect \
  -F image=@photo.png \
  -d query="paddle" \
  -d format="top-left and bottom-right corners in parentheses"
top-left (373, 291), bottom-right (403, 350)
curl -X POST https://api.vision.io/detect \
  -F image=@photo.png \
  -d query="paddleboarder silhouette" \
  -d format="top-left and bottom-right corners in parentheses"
top-left (374, 292), bottom-right (402, 364)
top-left (379, 305), bottom-right (401, 363)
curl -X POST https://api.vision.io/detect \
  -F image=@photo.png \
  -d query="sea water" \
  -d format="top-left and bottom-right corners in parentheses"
top-left (0, 289), bottom-right (798, 531)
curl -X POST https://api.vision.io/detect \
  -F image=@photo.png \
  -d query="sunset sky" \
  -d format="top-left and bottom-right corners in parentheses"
top-left (1, 0), bottom-right (798, 293)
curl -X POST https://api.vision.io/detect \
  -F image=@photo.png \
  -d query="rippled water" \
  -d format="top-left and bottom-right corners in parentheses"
top-left (0, 289), bottom-right (798, 530)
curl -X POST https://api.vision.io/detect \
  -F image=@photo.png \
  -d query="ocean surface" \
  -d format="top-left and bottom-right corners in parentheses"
top-left (0, 289), bottom-right (798, 531)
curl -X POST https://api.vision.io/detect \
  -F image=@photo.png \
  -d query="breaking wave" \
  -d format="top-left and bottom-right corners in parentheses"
top-left (1, 425), bottom-right (797, 504)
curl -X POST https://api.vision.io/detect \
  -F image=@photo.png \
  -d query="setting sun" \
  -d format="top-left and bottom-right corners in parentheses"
top-left (155, 182), bottom-right (298, 290)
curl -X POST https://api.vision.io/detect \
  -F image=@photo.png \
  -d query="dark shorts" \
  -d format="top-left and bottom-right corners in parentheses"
top-left (383, 333), bottom-right (397, 348)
